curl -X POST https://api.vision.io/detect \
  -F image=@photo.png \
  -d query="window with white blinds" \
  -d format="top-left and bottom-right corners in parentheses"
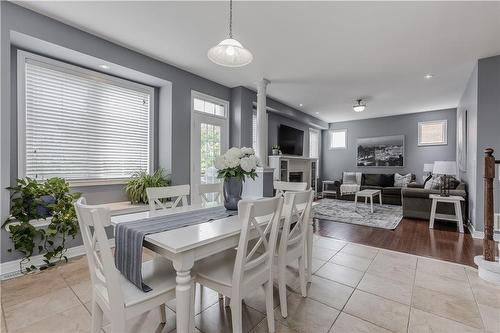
top-left (252, 110), bottom-right (257, 149)
top-left (309, 128), bottom-right (320, 158)
top-left (19, 52), bottom-right (153, 182)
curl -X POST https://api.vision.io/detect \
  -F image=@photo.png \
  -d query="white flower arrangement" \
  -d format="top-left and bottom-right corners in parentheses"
top-left (215, 147), bottom-right (261, 180)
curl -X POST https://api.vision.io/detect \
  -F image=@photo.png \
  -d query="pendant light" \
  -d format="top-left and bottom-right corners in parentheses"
top-left (353, 99), bottom-right (366, 112)
top-left (208, 0), bottom-right (253, 67)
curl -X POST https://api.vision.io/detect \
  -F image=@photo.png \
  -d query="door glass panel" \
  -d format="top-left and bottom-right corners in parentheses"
top-left (200, 122), bottom-right (221, 185)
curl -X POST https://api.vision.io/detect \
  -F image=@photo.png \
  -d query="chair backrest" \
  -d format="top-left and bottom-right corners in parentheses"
top-left (196, 182), bottom-right (223, 204)
top-left (274, 181), bottom-right (308, 197)
top-left (146, 185), bottom-right (190, 212)
top-left (278, 189), bottom-right (314, 258)
top-left (74, 197), bottom-right (124, 314)
top-left (232, 197), bottom-right (283, 289)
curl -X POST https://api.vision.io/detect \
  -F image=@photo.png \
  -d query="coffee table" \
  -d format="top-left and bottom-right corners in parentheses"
top-left (355, 189), bottom-right (382, 213)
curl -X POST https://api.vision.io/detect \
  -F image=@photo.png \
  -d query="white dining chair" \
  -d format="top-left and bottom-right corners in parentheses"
top-left (146, 184), bottom-right (190, 212)
top-left (74, 197), bottom-right (178, 333)
top-left (196, 182), bottom-right (223, 204)
top-left (276, 189), bottom-right (314, 318)
top-left (274, 181), bottom-right (308, 197)
top-left (193, 197), bottom-right (284, 333)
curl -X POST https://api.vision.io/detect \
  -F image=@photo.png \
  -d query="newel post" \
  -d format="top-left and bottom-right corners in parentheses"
top-left (483, 148), bottom-right (496, 261)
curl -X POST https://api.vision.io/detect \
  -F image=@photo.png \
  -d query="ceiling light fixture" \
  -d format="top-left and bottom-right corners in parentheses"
top-left (353, 99), bottom-right (366, 112)
top-left (208, 0), bottom-right (253, 67)
top-left (299, 104), bottom-right (303, 107)
top-left (99, 64), bottom-right (110, 70)
top-left (315, 112), bottom-right (320, 115)
top-left (424, 74), bottom-right (434, 79)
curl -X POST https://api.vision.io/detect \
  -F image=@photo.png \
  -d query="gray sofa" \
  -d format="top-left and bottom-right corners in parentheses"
top-left (333, 173), bottom-right (416, 206)
top-left (402, 182), bottom-right (467, 220)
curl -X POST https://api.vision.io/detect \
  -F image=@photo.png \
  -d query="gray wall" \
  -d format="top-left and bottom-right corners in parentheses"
top-left (321, 109), bottom-right (457, 184)
top-left (475, 55), bottom-right (500, 231)
top-left (458, 64), bottom-right (478, 227)
top-left (229, 86), bottom-right (328, 154)
top-left (1, 2), bottom-right (231, 262)
top-left (458, 55), bottom-right (500, 232)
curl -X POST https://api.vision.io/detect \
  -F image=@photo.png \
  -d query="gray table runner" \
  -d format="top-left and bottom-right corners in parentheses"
top-left (115, 206), bottom-right (238, 292)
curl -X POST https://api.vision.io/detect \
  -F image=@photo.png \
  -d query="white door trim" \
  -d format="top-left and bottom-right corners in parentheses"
top-left (190, 91), bottom-right (229, 201)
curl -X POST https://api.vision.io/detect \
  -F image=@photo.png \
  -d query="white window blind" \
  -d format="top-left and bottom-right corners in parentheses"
top-left (21, 56), bottom-right (153, 181)
top-left (252, 111), bottom-right (257, 148)
top-left (309, 129), bottom-right (319, 158)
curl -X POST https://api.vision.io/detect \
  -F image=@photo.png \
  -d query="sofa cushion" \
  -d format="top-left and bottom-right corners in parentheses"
top-left (363, 174), bottom-right (382, 186)
top-left (382, 187), bottom-right (402, 196)
top-left (360, 185), bottom-right (382, 191)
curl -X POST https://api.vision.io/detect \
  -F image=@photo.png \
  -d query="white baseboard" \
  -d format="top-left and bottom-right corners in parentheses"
top-left (0, 239), bottom-right (115, 280)
top-left (468, 223), bottom-right (500, 241)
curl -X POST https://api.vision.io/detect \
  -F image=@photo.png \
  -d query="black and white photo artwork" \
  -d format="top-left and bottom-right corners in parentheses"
top-left (356, 135), bottom-right (404, 167)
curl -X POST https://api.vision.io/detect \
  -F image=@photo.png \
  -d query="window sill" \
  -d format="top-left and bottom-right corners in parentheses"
top-left (4, 201), bottom-right (150, 231)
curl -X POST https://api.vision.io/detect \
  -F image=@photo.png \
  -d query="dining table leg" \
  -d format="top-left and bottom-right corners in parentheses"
top-left (173, 253), bottom-right (195, 333)
top-left (306, 216), bottom-right (314, 282)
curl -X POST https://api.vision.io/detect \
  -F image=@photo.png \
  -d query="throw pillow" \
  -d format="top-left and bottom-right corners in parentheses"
top-left (380, 174), bottom-right (395, 187)
top-left (394, 173), bottom-right (412, 187)
top-left (424, 175), bottom-right (442, 190)
top-left (363, 174), bottom-right (381, 186)
top-left (343, 172), bottom-right (357, 184)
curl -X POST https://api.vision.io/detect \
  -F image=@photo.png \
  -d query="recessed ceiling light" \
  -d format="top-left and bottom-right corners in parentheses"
top-left (315, 112), bottom-right (320, 115)
top-left (424, 74), bottom-right (434, 79)
top-left (99, 64), bottom-right (110, 70)
top-left (299, 104), bottom-right (303, 107)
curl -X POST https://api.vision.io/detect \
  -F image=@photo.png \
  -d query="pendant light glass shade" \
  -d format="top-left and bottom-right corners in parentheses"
top-left (208, 38), bottom-right (253, 67)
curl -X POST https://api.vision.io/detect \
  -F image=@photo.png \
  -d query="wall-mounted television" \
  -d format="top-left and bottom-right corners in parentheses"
top-left (278, 125), bottom-right (304, 156)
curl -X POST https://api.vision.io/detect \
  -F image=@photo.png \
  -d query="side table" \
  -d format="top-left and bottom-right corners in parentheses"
top-left (429, 194), bottom-right (465, 233)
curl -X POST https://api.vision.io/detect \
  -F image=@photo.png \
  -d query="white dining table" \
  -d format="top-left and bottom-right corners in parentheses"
top-left (111, 200), bottom-right (315, 333)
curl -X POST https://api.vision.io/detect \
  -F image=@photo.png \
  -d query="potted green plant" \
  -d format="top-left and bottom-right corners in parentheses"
top-left (125, 169), bottom-right (170, 204)
top-left (272, 144), bottom-right (280, 155)
top-left (3, 177), bottom-right (81, 273)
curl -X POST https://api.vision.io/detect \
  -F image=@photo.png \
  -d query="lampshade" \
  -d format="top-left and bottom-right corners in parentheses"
top-left (433, 161), bottom-right (457, 176)
top-left (208, 38), bottom-right (253, 67)
top-left (423, 163), bottom-right (434, 172)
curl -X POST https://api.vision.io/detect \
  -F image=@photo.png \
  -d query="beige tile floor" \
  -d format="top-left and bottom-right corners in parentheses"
top-left (1, 235), bottom-right (499, 333)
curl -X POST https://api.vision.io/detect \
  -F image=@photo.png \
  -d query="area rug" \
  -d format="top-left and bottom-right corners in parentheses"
top-left (313, 198), bottom-right (403, 230)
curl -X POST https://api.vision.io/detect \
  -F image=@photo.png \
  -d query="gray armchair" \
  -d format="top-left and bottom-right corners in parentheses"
top-left (402, 183), bottom-right (467, 220)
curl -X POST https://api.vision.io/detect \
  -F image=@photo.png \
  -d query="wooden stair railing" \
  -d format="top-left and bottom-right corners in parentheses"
top-left (483, 148), bottom-right (500, 261)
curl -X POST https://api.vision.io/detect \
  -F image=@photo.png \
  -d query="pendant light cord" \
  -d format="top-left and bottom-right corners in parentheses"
top-left (229, 0), bottom-right (233, 39)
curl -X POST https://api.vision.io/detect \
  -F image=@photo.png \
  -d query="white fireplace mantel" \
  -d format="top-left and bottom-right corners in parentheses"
top-left (268, 155), bottom-right (319, 191)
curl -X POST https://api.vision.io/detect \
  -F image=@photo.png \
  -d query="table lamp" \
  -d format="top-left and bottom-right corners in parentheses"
top-left (433, 161), bottom-right (457, 196)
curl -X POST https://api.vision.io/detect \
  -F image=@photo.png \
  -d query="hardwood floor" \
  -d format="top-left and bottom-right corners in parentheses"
top-left (314, 217), bottom-right (491, 267)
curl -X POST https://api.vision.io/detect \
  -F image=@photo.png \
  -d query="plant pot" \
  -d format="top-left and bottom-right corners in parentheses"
top-left (272, 149), bottom-right (280, 155)
top-left (36, 195), bottom-right (56, 218)
top-left (223, 177), bottom-right (243, 210)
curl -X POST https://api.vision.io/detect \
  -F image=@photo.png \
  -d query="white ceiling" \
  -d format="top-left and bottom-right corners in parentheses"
top-left (14, 1), bottom-right (500, 123)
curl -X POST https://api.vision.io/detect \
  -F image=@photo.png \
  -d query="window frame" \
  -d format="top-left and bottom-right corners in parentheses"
top-left (309, 128), bottom-right (320, 158)
top-left (329, 128), bottom-right (348, 150)
top-left (17, 50), bottom-right (155, 186)
top-left (417, 120), bottom-right (448, 146)
top-left (191, 90), bottom-right (229, 120)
